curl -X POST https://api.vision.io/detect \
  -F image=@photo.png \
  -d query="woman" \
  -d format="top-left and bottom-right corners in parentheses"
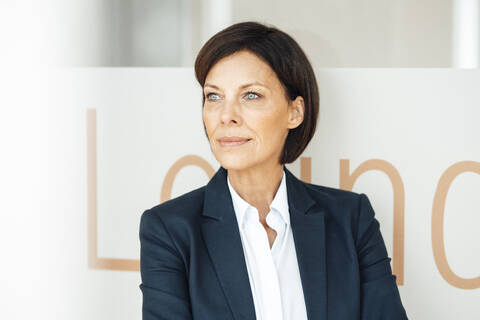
top-left (139, 21), bottom-right (408, 320)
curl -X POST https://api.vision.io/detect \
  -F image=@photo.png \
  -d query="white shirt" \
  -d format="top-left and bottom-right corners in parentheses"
top-left (227, 170), bottom-right (309, 320)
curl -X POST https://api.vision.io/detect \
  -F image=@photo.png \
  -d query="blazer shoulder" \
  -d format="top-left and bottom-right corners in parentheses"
top-left (142, 185), bottom-right (206, 223)
top-left (302, 183), bottom-right (370, 242)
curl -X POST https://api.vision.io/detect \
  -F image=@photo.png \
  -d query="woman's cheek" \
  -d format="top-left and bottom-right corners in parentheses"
top-left (203, 112), bottom-right (216, 137)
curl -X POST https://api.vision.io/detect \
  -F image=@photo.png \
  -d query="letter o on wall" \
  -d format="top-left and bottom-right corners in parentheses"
top-left (432, 161), bottom-right (480, 289)
top-left (161, 155), bottom-right (215, 203)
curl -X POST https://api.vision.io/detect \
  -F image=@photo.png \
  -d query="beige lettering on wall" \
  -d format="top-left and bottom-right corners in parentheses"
top-left (300, 157), bottom-right (312, 182)
top-left (87, 108), bottom-right (477, 288)
top-left (87, 109), bottom-right (140, 271)
top-left (339, 159), bottom-right (405, 285)
top-left (432, 161), bottom-right (480, 289)
top-left (161, 155), bottom-right (215, 203)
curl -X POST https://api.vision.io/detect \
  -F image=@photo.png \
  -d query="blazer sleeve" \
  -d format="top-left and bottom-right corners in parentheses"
top-left (139, 209), bottom-right (193, 320)
top-left (356, 193), bottom-right (409, 320)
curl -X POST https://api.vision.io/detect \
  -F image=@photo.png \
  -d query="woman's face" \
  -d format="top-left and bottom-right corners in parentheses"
top-left (202, 50), bottom-right (304, 171)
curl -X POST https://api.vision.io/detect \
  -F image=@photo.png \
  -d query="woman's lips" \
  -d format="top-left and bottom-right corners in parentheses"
top-left (217, 137), bottom-right (252, 148)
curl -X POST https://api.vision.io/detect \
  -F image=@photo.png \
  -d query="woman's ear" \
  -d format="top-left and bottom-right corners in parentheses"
top-left (287, 96), bottom-right (305, 130)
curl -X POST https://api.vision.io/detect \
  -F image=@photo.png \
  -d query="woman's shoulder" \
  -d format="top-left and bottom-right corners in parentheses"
top-left (301, 182), bottom-right (374, 232)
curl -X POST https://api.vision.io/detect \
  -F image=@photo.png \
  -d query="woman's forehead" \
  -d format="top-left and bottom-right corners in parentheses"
top-left (205, 52), bottom-right (278, 89)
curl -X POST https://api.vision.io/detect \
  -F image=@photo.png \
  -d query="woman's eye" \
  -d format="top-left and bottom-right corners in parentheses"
top-left (245, 91), bottom-right (260, 100)
top-left (206, 93), bottom-right (220, 101)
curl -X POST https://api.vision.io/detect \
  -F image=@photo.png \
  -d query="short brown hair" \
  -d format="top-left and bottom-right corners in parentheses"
top-left (194, 21), bottom-right (319, 164)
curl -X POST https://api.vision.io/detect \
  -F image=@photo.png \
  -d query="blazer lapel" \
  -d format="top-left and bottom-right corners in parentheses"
top-left (201, 165), bottom-right (328, 320)
top-left (201, 166), bottom-right (256, 320)
top-left (284, 166), bottom-right (328, 320)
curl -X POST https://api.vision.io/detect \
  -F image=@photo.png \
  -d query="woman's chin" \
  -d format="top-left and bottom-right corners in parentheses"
top-left (216, 155), bottom-right (254, 171)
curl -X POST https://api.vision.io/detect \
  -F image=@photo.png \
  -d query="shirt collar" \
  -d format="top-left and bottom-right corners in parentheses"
top-left (227, 169), bottom-right (290, 229)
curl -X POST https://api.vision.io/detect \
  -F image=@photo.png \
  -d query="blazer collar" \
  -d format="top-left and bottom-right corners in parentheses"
top-left (201, 165), bottom-right (328, 320)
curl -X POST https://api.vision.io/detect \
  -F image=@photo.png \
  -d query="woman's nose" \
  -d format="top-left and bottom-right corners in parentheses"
top-left (220, 99), bottom-right (241, 125)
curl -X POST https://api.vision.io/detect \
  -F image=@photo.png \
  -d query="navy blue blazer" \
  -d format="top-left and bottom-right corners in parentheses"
top-left (139, 165), bottom-right (408, 319)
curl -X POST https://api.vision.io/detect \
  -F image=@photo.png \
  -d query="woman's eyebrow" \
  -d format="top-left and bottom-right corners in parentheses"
top-left (239, 82), bottom-right (268, 89)
top-left (204, 81), bottom-right (268, 90)
top-left (204, 83), bottom-right (219, 89)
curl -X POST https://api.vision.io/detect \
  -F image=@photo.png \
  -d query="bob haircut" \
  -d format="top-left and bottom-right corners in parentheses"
top-left (194, 21), bottom-right (319, 164)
